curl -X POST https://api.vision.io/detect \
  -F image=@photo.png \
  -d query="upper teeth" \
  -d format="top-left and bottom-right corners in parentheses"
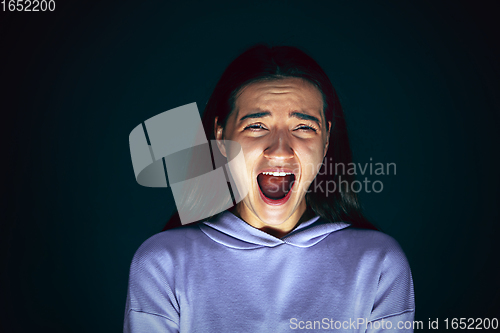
top-left (262, 172), bottom-right (292, 176)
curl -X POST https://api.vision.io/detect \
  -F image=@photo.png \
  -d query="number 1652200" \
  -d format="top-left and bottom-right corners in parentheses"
top-left (2, 0), bottom-right (55, 12)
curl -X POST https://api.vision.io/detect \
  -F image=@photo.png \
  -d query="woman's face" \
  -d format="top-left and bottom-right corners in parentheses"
top-left (216, 77), bottom-right (331, 230)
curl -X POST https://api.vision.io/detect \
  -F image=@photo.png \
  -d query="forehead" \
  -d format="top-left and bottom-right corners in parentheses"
top-left (234, 77), bottom-right (324, 117)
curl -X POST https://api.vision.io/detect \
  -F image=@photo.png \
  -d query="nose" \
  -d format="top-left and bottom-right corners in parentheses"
top-left (263, 131), bottom-right (294, 161)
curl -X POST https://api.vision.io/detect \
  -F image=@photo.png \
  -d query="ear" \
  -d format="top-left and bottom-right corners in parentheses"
top-left (323, 121), bottom-right (332, 158)
top-left (214, 116), bottom-right (227, 157)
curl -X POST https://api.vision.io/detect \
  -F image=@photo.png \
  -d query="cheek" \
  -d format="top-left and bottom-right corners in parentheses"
top-left (239, 142), bottom-right (262, 172)
top-left (297, 144), bottom-right (326, 179)
top-left (223, 139), bottom-right (258, 197)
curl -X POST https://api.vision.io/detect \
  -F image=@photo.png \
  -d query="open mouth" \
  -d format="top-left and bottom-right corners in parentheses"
top-left (257, 171), bottom-right (296, 201)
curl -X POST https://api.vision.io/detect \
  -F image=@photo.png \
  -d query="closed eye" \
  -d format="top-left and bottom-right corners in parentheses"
top-left (295, 125), bottom-right (317, 132)
top-left (244, 123), bottom-right (268, 131)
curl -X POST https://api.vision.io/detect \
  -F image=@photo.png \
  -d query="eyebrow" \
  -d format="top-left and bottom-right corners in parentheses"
top-left (239, 111), bottom-right (271, 122)
top-left (239, 111), bottom-right (321, 126)
top-left (290, 112), bottom-right (321, 126)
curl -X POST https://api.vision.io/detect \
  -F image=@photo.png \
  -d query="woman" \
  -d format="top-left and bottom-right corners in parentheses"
top-left (124, 45), bottom-right (415, 332)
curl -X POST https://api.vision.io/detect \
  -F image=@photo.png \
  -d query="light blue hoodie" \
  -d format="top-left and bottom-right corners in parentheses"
top-left (124, 211), bottom-right (415, 332)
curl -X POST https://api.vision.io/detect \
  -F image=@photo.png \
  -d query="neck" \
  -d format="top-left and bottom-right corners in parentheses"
top-left (230, 201), bottom-right (314, 239)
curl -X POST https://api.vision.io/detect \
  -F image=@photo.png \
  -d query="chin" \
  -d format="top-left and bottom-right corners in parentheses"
top-left (256, 211), bottom-right (294, 226)
top-left (253, 195), bottom-right (303, 226)
top-left (252, 173), bottom-right (305, 225)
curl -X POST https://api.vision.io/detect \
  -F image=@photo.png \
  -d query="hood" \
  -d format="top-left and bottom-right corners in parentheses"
top-left (199, 211), bottom-right (351, 249)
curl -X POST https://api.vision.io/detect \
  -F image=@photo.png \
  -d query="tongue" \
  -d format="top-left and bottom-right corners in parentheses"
top-left (257, 174), bottom-right (295, 200)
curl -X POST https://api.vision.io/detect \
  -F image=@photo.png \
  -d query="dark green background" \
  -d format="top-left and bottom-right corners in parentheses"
top-left (2, 0), bottom-right (499, 332)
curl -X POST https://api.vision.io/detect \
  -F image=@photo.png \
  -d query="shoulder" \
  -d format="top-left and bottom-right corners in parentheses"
top-left (329, 227), bottom-right (411, 270)
top-left (334, 227), bottom-right (415, 314)
top-left (334, 227), bottom-right (405, 252)
top-left (125, 226), bottom-right (202, 324)
top-left (130, 223), bottom-right (206, 268)
top-left (336, 229), bottom-right (416, 318)
top-left (339, 228), bottom-right (413, 295)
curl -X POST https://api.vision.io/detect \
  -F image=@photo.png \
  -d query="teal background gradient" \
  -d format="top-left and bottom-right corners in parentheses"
top-left (2, 1), bottom-right (499, 331)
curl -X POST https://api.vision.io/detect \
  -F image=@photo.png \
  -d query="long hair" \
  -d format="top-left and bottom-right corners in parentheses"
top-left (163, 44), bottom-right (377, 231)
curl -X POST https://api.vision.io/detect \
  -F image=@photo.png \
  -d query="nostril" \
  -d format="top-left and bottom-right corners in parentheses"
top-left (263, 142), bottom-right (294, 159)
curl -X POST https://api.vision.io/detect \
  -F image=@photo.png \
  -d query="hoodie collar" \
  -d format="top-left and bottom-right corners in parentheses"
top-left (199, 211), bottom-right (350, 249)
